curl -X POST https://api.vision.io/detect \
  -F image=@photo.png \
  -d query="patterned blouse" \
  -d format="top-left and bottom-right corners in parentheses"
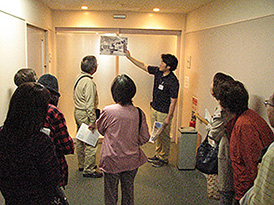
top-left (44, 104), bottom-right (74, 187)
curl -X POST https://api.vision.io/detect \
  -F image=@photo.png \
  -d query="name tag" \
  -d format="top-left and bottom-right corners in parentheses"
top-left (158, 84), bottom-right (164, 90)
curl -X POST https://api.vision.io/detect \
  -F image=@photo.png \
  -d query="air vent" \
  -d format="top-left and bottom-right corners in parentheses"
top-left (113, 14), bottom-right (126, 19)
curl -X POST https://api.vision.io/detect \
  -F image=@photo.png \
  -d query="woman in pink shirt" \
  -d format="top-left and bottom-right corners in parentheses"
top-left (97, 74), bottom-right (150, 205)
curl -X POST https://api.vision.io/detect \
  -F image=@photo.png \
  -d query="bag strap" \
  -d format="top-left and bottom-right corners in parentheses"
top-left (137, 107), bottom-right (142, 133)
top-left (205, 132), bottom-right (219, 148)
top-left (74, 75), bottom-right (93, 90)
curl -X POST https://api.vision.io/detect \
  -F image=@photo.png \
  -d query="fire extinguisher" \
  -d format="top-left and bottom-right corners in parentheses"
top-left (189, 115), bottom-right (196, 128)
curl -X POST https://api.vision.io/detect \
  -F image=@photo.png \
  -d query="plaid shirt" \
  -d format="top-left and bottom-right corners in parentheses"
top-left (44, 104), bottom-right (74, 187)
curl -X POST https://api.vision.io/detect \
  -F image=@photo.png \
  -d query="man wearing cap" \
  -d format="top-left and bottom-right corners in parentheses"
top-left (38, 74), bottom-right (74, 188)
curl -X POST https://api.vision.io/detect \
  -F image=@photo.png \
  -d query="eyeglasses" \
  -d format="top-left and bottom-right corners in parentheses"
top-left (264, 100), bottom-right (274, 107)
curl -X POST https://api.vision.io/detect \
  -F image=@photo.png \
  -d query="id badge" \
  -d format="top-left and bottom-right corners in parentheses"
top-left (158, 84), bottom-right (164, 90)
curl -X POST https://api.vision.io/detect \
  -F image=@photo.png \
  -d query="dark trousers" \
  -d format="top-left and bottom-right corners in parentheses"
top-left (219, 191), bottom-right (235, 205)
top-left (104, 169), bottom-right (138, 205)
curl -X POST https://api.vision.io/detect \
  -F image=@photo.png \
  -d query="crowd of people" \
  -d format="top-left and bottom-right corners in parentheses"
top-left (0, 50), bottom-right (273, 205)
top-left (0, 50), bottom-right (178, 204)
top-left (202, 72), bottom-right (274, 205)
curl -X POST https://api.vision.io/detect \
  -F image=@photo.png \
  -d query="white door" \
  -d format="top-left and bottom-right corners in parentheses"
top-left (27, 25), bottom-right (46, 77)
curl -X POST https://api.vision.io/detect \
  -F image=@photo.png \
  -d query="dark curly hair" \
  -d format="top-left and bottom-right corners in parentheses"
top-left (212, 72), bottom-right (235, 100)
top-left (14, 68), bottom-right (37, 86)
top-left (219, 80), bottom-right (249, 115)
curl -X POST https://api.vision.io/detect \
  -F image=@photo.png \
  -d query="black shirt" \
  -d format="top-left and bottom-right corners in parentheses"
top-left (148, 66), bottom-right (179, 114)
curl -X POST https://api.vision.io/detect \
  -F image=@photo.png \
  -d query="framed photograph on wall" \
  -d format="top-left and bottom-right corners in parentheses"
top-left (100, 36), bottom-right (128, 56)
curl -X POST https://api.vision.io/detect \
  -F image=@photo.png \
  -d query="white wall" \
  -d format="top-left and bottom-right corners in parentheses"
top-left (0, 12), bottom-right (26, 124)
top-left (0, 0), bottom-right (52, 125)
top-left (0, 0), bottom-right (52, 29)
top-left (183, 0), bottom-right (274, 137)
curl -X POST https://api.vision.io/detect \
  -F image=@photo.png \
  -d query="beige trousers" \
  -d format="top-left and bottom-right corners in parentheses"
top-left (150, 107), bottom-right (171, 162)
top-left (74, 109), bottom-right (97, 174)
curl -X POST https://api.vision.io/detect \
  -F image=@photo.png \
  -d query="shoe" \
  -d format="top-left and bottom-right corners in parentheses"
top-left (148, 156), bottom-right (160, 163)
top-left (83, 171), bottom-right (103, 178)
top-left (152, 159), bottom-right (168, 168)
top-left (79, 165), bottom-right (97, 172)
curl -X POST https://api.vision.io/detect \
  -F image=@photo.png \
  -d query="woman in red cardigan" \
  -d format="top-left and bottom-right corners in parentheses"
top-left (219, 81), bottom-right (274, 204)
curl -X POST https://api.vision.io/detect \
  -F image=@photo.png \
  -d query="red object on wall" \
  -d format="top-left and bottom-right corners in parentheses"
top-left (189, 120), bottom-right (196, 128)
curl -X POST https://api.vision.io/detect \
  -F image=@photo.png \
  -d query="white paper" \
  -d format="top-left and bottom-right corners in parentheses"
top-left (205, 109), bottom-right (212, 124)
top-left (41, 127), bottom-right (51, 136)
top-left (100, 36), bottom-right (128, 56)
top-left (75, 123), bottom-right (100, 146)
top-left (149, 121), bottom-right (163, 142)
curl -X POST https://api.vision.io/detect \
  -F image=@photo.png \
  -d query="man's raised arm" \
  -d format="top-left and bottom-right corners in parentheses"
top-left (125, 50), bottom-right (149, 72)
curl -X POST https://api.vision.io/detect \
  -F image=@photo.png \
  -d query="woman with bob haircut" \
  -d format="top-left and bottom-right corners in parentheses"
top-left (0, 82), bottom-right (61, 204)
top-left (97, 74), bottom-right (150, 205)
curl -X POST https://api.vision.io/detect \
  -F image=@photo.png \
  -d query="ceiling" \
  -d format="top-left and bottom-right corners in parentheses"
top-left (39, 0), bottom-right (213, 14)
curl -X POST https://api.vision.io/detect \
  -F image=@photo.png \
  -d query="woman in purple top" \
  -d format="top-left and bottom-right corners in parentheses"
top-left (97, 74), bottom-right (150, 205)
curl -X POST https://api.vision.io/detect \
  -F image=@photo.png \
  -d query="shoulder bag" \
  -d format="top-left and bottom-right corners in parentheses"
top-left (195, 134), bottom-right (218, 174)
top-left (137, 107), bottom-right (142, 133)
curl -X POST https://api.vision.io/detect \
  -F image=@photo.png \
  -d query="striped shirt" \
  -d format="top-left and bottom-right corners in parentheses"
top-left (249, 142), bottom-right (274, 204)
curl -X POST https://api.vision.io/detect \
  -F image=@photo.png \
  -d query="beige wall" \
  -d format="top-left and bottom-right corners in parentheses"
top-left (183, 0), bottom-right (274, 138)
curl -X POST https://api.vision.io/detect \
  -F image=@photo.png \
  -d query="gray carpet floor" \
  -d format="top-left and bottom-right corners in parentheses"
top-left (63, 142), bottom-right (219, 205)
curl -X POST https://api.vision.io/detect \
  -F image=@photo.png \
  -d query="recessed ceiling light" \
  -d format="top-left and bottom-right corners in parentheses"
top-left (81, 6), bottom-right (88, 10)
top-left (153, 8), bottom-right (160, 12)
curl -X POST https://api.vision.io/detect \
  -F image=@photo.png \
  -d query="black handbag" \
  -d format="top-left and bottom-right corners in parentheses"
top-left (195, 134), bottom-right (218, 174)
